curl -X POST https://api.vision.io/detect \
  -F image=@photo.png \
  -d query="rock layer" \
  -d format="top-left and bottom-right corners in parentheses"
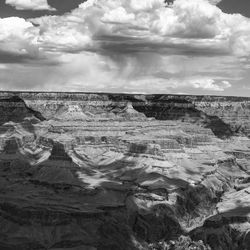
top-left (0, 92), bottom-right (250, 250)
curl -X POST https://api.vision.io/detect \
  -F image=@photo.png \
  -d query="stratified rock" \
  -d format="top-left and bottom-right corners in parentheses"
top-left (53, 104), bottom-right (90, 121)
top-left (0, 92), bottom-right (249, 250)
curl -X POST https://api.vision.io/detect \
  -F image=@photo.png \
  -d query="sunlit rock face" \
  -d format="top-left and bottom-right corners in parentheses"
top-left (0, 92), bottom-right (250, 250)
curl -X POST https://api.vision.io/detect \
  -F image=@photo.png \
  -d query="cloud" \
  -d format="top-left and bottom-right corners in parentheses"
top-left (5, 0), bottom-right (56, 11)
top-left (0, 17), bottom-right (39, 60)
top-left (151, 0), bottom-right (223, 39)
top-left (102, 7), bottom-right (135, 23)
top-left (28, 0), bottom-right (250, 57)
top-left (1, 0), bottom-right (250, 93)
top-left (209, 0), bottom-right (222, 4)
top-left (184, 78), bottom-right (231, 91)
top-left (0, 56), bottom-right (232, 93)
top-left (0, 17), bottom-right (61, 64)
top-left (130, 0), bottom-right (163, 11)
top-left (121, 77), bottom-right (232, 93)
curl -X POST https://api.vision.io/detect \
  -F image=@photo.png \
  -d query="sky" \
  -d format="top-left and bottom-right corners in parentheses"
top-left (0, 0), bottom-right (250, 96)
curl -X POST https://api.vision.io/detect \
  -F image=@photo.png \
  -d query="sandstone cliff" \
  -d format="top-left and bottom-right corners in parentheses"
top-left (0, 92), bottom-right (249, 250)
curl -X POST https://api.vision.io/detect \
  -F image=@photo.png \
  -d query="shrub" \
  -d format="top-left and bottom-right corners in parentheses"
top-left (149, 236), bottom-right (211, 250)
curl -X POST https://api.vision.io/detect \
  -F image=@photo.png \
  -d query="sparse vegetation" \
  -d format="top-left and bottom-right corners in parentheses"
top-left (149, 236), bottom-right (211, 250)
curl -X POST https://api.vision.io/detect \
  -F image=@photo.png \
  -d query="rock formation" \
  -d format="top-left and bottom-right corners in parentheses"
top-left (0, 92), bottom-right (250, 250)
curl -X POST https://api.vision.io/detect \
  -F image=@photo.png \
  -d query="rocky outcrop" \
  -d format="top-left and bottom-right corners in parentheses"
top-left (0, 92), bottom-right (250, 250)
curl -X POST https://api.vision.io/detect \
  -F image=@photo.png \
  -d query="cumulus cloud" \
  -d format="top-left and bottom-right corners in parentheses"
top-left (184, 78), bottom-right (231, 91)
top-left (102, 7), bottom-right (135, 23)
top-left (5, 0), bottom-right (56, 11)
top-left (1, 0), bottom-right (250, 93)
top-left (28, 0), bottom-right (250, 57)
top-left (0, 17), bottom-right (40, 61)
top-left (120, 76), bottom-right (231, 93)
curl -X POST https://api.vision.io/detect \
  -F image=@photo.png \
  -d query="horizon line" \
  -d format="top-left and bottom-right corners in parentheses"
top-left (0, 90), bottom-right (250, 99)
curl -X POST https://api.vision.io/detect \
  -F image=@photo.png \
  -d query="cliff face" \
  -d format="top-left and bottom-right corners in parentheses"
top-left (0, 92), bottom-right (250, 250)
top-left (1, 92), bottom-right (249, 137)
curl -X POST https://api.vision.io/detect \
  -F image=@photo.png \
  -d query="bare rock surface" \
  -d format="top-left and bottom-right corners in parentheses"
top-left (0, 92), bottom-right (250, 250)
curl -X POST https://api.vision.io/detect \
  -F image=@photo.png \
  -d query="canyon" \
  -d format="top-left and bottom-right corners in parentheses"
top-left (0, 92), bottom-right (250, 250)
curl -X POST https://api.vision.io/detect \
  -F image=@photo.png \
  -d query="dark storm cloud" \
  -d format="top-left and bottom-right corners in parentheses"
top-left (94, 34), bottom-right (230, 57)
top-left (0, 50), bottom-right (37, 63)
top-left (0, 50), bottom-right (61, 66)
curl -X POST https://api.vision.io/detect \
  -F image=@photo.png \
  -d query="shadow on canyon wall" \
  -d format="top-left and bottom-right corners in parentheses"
top-left (0, 95), bottom-right (235, 139)
top-left (0, 93), bottom-right (249, 250)
top-left (124, 96), bottom-right (235, 139)
top-left (0, 140), bottom-right (212, 250)
top-left (0, 137), bottom-right (249, 249)
top-left (0, 96), bottom-right (45, 126)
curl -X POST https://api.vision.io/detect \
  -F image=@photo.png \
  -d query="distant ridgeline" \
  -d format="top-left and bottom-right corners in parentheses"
top-left (0, 91), bottom-right (250, 138)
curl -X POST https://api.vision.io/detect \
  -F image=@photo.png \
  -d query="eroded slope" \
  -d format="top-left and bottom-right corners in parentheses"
top-left (0, 93), bottom-right (250, 250)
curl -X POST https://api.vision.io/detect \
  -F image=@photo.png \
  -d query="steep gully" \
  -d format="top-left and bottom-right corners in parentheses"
top-left (0, 92), bottom-right (250, 250)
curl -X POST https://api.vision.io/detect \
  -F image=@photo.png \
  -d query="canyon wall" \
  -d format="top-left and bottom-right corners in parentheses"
top-left (0, 92), bottom-right (249, 250)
